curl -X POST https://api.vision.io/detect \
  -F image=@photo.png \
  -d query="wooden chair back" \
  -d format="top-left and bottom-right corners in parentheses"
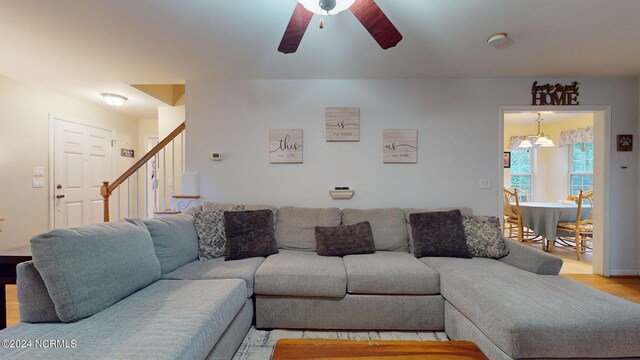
top-left (503, 188), bottom-right (519, 218)
top-left (575, 189), bottom-right (594, 225)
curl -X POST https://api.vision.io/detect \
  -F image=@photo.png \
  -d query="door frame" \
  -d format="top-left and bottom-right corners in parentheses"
top-left (499, 105), bottom-right (611, 276)
top-left (48, 113), bottom-right (116, 229)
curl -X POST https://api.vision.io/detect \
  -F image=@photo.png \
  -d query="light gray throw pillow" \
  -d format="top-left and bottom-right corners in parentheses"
top-left (194, 205), bottom-right (244, 260)
top-left (30, 219), bottom-right (161, 323)
top-left (462, 215), bottom-right (510, 258)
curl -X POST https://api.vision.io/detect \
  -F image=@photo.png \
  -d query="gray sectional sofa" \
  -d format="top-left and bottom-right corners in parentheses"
top-left (1, 204), bottom-right (640, 360)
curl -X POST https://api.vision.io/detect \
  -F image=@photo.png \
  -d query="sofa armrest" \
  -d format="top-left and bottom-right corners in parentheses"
top-left (498, 239), bottom-right (563, 275)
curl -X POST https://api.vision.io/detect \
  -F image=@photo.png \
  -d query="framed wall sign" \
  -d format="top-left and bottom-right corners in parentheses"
top-left (617, 134), bottom-right (633, 152)
top-left (269, 129), bottom-right (303, 163)
top-left (121, 148), bottom-right (135, 158)
top-left (503, 151), bottom-right (511, 168)
top-left (383, 129), bottom-right (417, 163)
top-left (326, 107), bottom-right (360, 142)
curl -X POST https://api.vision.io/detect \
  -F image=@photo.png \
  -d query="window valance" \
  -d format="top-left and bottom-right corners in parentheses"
top-left (508, 136), bottom-right (528, 150)
top-left (559, 127), bottom-right (593, 146)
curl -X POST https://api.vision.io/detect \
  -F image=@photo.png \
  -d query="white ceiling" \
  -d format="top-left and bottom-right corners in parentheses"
top-left (1, 0), bottom-right (639, 118)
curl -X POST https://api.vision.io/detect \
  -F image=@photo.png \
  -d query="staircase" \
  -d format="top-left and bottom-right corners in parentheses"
top-left (100, 122), bottom-right (198, 222)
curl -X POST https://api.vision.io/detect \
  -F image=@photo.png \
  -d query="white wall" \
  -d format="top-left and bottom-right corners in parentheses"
top-left (186, 78), bottom-right (639, 273)
top-left (0, 75), bottom-right (139, 250)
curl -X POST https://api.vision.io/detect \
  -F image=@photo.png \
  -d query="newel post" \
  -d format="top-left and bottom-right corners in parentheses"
top-left (101, 181), bottom-right (110, 222)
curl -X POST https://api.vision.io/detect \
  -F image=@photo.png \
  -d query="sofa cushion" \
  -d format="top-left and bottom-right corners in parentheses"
top-left (315, 221), bottom-right (376, 257)
top-left (162, 257), bottom-right (265, 297)
top-left (343, 251), bottom-right (440, 295)
top-left (275, 206), bottom-right (341, 251)
top-left (0, 279), bottom-right (247, 360)
top-left (30, 219), bottom-right (161, 323)
top-left (143, 214), bottom-right (199, 274)
top-left (254, 249), bottom-right (347, 298)
top-left (223, 209), bottom-right (279, 260)
top-left (421, 257), bottom-right (640, 359)
top-left (342, 208), bottom-right (408, 251)
top-left (193, 205), bottom-right (244, 260)
top-left (409, 210), bottom-right (472, 258)
top-left (404, 207), bottom-right (473, 253)
top-left (16, 261), bottom-right (60, 323)
top-left (461, 215), bottom-right (509, 259)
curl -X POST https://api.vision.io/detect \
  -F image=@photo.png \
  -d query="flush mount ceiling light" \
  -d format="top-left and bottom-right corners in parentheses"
top-left (101, 93), bottom-right (128, 106)
top-left (519, 113), bottom-right (555, 148)
top-left (298, 0), bottom-right (356, 15)
top-left (487, 32), bottom-right (508, 46)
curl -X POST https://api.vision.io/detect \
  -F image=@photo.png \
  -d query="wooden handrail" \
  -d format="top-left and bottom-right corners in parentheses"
top-left (101, 122), bottom-right (185, 222)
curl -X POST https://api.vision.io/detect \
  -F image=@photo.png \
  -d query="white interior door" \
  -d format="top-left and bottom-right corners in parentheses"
top-left (53, 117), bottom-right (112, 229)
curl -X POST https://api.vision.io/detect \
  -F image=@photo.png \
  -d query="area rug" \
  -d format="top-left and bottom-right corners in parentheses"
top-left (232, 327), bottom-right (448, 360)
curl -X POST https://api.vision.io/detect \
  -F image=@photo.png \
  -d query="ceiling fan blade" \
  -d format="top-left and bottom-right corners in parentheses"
top-left (278, 3), bottom-right (314, 54)
top-left (350, 0), bottom-right (402, 49)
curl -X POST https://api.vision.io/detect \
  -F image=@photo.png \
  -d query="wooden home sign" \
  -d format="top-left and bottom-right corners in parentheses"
top-left (269, 129), bottom-right (303, 163)
top-left (531, 81), bottom-right (580, 106)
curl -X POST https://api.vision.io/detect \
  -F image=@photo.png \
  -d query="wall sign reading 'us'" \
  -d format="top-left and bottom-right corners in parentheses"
top-left (269, 129), bottom-right (303, 163)
top-left (326, 107), bottom-right (360, 142)
top-left (383, 129), bottom-right (417, 163)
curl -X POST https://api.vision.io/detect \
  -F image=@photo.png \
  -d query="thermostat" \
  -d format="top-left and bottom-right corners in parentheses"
top-left (211, 153), bottom-right (223, 161)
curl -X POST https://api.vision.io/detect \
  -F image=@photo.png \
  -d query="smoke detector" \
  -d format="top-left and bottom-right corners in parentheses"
top-left (487, 32), bottom-right (508, 46)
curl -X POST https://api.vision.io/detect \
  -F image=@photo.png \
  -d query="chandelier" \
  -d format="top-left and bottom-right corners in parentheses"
top-left (519, 113), bottom-right (555, 148)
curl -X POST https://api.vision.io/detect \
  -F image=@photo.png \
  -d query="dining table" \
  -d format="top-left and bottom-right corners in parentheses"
top-left (516, 201), bottom-right (591, 251)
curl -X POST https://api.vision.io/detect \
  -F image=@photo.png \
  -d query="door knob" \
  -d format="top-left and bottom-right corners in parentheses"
top-left (56, 194), bottom-right (65, 199)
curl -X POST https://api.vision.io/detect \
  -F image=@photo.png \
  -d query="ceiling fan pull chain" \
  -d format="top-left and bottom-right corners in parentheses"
top-left (319, 17), bottom-right (325, 29)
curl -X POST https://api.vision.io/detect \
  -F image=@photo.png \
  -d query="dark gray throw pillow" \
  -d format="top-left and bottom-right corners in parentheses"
top-left (409, 210), bottom-right (472, 258)
top-left (223, 209), bottom-right (279, 261)
top-left (315, 221), bottom-right (376, 257)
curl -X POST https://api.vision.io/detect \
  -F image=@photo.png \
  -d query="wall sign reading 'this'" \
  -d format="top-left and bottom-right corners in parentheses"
top-left (531, 81), bottom-right (580, 106)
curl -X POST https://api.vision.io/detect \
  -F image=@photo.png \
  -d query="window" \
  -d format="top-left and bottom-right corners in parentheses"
top-left (570, 142), bottom-right (594, 195)
top-left (510, 148), bottom-right (532, 201)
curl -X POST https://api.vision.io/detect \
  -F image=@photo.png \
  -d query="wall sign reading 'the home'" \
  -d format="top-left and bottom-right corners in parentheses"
top-left (531, 81), bottom-right (580, 106)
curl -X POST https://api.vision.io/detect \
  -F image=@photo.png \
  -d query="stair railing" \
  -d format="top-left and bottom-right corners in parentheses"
top-left (101, 122), bottom-right (185, 222)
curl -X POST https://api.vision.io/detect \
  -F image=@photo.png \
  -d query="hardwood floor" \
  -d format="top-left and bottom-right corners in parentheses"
top-left (4, 275), bottom-right (640, 328)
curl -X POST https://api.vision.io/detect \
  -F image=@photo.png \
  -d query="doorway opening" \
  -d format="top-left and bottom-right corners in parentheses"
top-left (499, 106), bottom-right (610, 276)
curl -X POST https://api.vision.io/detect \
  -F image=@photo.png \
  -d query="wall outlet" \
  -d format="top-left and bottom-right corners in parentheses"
top-left (479, 178), bottom-right (490, 189)
top-left (211, 153), bottom-right (223, 161)
top-left (32, 178), bottom-right (44, 188)
top-left (33, 166), bottom-right (45, 176)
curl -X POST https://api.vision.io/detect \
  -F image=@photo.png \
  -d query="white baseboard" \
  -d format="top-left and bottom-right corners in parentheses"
top-left (608, 269), bottom-right (640, 276)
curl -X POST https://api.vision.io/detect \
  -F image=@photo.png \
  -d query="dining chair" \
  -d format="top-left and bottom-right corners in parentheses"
top-left (557, 189), bottom-right (594, 260)
top-left (503, 188), bottom-right (524, 242)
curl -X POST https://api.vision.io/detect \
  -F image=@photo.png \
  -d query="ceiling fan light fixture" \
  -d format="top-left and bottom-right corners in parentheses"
top-left (101, 93), bottom-right (128, 106)
top-left (298, 0), bottom-right (355, 15)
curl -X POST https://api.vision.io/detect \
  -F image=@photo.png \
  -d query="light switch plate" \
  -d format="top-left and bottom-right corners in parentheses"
top-left (32, 178), bottom-right (44, 188)
top-left (479, 178), bottom-right (490, 189)
top-left (33, 166), bottom-right (45, 176)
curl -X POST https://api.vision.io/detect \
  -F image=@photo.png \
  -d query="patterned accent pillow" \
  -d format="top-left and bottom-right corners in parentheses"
top-left (409, 210), bottom-right (472, 258)
top-left (223, 210), bottom-right (279, 261)
top-left (315, 221), bottom-right (376, 257)
top-left (193, 204), bottom-right (244, 260)
top-left (462, 216), bottom-right (510, 259)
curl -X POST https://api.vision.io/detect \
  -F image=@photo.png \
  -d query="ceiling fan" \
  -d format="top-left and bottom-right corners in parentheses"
top-left (278, 0), bottom-right (402, 54)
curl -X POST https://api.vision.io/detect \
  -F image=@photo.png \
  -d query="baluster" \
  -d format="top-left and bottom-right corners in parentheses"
top-left (181, 131), bottom-right (184, 179)
top-left (117, 187), bottom-right (121, 220)
top-left (135, 170), bottom-right (139, 218)
top-left (163, 147), bottom-right (166, 211)
top-left (127, 178), bottom-right (130, 218)
top-left (172, 139), bottom-right (175, 198)
top-left (153, 154), bottom-right (158, 215)
top-left (144, 161), bottom-right (148, 219)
